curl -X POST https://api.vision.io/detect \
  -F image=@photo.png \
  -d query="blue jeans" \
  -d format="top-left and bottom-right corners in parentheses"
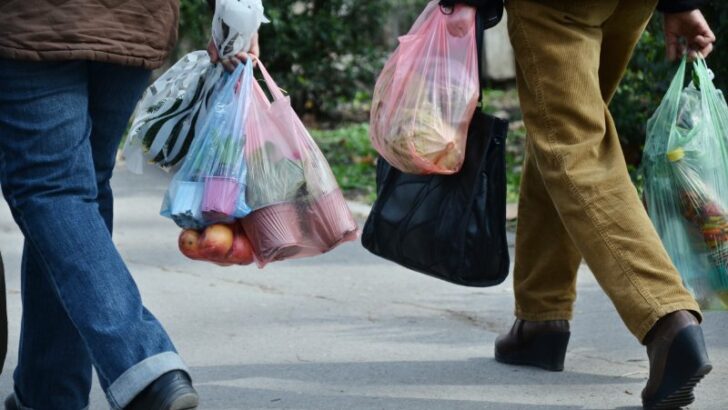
top-left (0, 59), bottom-right (189, 410)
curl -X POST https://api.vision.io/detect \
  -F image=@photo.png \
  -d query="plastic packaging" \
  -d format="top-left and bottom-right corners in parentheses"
top-left (643, 57), bottom-right (728, 310)
top-left (212, 0), bottom-right (269, 59)
top-left (161, 60), bottom-right (254, 229)
top-left (124, 1), bottom-right (269, 172)
top-left (370, 1), bottom-right (479, 175)
top-left (240, 59), bottom-right (358, 267)
top-left (124, 51), bottom-right (225, 172)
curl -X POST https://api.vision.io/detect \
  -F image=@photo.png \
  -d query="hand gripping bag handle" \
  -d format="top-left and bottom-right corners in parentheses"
top-left (439, 0), bottom-right (503, 30)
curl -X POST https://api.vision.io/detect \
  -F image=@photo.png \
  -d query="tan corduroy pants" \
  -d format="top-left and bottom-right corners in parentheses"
top-left (506, 0), bottom-right (701, 342)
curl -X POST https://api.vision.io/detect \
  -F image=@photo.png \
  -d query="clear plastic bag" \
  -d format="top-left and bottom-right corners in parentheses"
top-left (124, 51), bottom-right (225, 172)
top-left (643, 57), bottom-right (728, 310)
top-left (370, 1), bottom-right (479, 175)
top-left (124, 1), bottom-right (269, 172)
top-left (240, 60), bottom-right (358, 267)
top-left (212, 0), bottom-right (269, 59)
top-left (161, 60), bottom-right (254, 229)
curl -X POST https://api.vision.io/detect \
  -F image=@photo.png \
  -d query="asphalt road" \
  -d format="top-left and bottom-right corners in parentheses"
top-left (0, 162), bottom-right (725, 409)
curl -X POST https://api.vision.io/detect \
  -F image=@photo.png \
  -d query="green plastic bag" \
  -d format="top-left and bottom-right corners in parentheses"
top-left (643, 57), bottom-right (728, 310)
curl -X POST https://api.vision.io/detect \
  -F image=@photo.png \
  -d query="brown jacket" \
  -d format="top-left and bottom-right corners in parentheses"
top-left (0, 0), bottom-right (180, 70)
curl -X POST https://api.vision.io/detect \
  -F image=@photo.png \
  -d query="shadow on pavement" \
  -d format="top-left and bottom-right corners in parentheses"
top-left (191, 359), bottom-right (635, 387)
top-left (194, 384), bottom-right (584, 410)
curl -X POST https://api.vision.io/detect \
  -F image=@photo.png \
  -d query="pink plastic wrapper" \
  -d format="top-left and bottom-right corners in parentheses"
top-left (241, 60), bottom-right (358, 267)
top-left (370, 1), bottom-right (479, 175)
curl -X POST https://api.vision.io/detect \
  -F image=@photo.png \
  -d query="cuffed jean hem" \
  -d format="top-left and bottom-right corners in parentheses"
top-left (635, 301), bottom-right (703, 345)
top-left (515, 309), bottom-right (574, 322)
top-left (106, 351), bottom-right (189, 410)
top-left (12, 395), bottom-right (88, 410)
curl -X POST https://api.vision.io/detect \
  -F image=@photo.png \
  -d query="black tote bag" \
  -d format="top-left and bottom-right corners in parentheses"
top-left (361, 109), bottom-right (510, 287)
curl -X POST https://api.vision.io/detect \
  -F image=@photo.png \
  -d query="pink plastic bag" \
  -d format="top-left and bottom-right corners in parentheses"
top-left (370, 2), bottom-right (479, 175)
top-left (240, 60), bottom-right (358, 267)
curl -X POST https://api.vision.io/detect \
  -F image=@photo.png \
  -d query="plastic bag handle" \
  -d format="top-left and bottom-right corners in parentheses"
top-left (252, 57), bottom-right (287, 102)
top-left (664, 56), bottom-right (689, 126)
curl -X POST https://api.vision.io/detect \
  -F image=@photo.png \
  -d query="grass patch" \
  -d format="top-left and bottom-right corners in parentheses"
top-left (505, 124), bottom-right (525, 203)
top-left (482, 88), bottom-right (525, 203)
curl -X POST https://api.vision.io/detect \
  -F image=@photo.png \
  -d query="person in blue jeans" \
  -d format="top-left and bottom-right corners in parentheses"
top-left (0, 1), bottom-right (203, 409)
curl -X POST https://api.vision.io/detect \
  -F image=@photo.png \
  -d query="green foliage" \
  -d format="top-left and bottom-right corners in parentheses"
top-left (703, 1), bottom-right (728, 93)
top-left (505, 125), bottom-right (526, 203)
top-left (310, 124), bottom-right (378, 202)
top-left (176, 0), bottom-right (212, 56)
top-left (259, 1), bottom-right (391, 118)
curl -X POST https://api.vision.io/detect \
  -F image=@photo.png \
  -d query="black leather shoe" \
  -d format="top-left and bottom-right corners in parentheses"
top-left (642, 311), bottom-right (712, 410)
top-left (494, 319), bottom-right (570, 371)
top-left (125, 370), bottom-right (199, 410)
top-left (4, 394), bottom-right (18, 410)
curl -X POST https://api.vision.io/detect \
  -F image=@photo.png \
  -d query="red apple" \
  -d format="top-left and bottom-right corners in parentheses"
top-left (178, 229), bottom-right (203, 260)
top-left (199, 224), bottom-right (234, 260)
top-left (228, 226), bottom-right (255, 265)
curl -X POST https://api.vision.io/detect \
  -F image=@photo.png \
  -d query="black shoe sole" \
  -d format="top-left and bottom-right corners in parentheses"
top-left (495, 331), bottom-right (570, 372)
top-left (164, 389), bottom-right (199, 410)
top-left (4, 395), bottom-right (18, 410)
top-left (643, 326), bottom-right (712, 410)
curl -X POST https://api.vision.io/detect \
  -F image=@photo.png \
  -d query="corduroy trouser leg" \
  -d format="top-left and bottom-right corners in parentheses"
top-left (506, 0), bottom-right (701, 342)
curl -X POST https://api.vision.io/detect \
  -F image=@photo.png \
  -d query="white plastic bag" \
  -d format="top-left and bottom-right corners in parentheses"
top-left (123, 51), bottom-right (224, 173)
top-left (212, 0), bottom-right (269, 59)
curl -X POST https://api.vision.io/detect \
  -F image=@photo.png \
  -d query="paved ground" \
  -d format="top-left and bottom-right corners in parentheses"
top-left (0, 162), bottom-right (725, 409)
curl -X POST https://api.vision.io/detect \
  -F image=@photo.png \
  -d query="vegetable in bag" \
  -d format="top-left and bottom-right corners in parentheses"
top-left (240, 59), bottom-right (358, 267)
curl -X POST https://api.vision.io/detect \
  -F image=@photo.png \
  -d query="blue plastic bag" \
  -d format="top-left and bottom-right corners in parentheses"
top-left (161, 60), bottom-right (254, 229)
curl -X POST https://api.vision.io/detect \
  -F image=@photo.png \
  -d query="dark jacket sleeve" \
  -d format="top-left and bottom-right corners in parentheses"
top-left (439, 0), bottom-right (490, 9)
top-left (657, 0), bottom-right (708, 13)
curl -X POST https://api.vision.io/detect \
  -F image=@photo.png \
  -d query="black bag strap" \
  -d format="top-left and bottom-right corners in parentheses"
top-left (439, 0), bottom-right (504, 30)
top-left (0, 252), bottom-right (7, 375)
